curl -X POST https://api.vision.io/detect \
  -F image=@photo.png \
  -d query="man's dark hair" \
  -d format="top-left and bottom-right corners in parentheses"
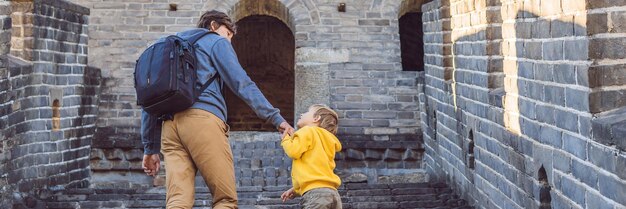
top-left (197, 10), bottom-right (237, 34)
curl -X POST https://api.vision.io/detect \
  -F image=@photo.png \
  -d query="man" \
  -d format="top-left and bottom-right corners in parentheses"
top-left (140, 10), bottom-right (294, 209)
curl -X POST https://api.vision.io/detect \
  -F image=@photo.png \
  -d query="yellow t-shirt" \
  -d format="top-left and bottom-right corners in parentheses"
top-left (281, 126), bottom-right (342, 195)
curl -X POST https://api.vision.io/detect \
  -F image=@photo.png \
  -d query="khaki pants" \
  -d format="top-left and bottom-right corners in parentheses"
top-left (301, 188), bottom-right (342, 209)
top-left (161, 109), bottom-right (237, 209)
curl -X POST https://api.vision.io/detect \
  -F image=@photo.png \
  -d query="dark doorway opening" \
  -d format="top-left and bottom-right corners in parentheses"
top-left (52, 99), bottom-right (61, 131)
top-left (467, 130), bottom-right (475, 169)
top-left (227, 15), bottom-right (295, 131)
top-left (399, 12), bottom-right (424, 71)
top-left (538, 166), bottom-right (552, 209)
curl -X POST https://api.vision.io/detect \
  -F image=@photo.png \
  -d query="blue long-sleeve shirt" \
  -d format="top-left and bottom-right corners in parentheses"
top-left (140, 28), bottom-right (286, 154)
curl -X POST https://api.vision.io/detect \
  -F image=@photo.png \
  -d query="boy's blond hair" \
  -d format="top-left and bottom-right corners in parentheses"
top-left (311, 104), bottom-right (339, 134)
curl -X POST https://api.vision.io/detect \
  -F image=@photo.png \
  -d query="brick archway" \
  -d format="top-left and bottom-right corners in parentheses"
top-left (213, 0), bottom-right (335, 126)
top-left (223, 0), bottom-right (297, 131)
top-left (205, 0), bottom-right (314, 27)
top-left (398, 0), bottom-right (430, 18)
top-left (231, 0), bottom-right (294, 32)
top-left (397, 0), bottom-right (431, 72)
top-left (227, 15), bottom-right (295, 131)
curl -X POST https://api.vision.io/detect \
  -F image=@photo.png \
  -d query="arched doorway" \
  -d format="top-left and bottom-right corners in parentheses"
top-left (398, 0), bottom-right (429, 72)
top-left (399, 12), bottom-right (424, 71)
top-left (226, 15), bottom-right (295, 131)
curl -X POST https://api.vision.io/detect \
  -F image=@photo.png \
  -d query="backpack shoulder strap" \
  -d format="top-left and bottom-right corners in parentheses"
top-left (196, 72), bottom-right (219, 97)
top-left (189, 30), bottom-right (220, 97)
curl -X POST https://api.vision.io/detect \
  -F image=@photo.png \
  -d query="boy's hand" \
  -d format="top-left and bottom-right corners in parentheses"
top-left (281, 129), bottom-right (291, 140)
top-left (281, 187), bottom-right (295, 202)
top-left (278, 122), bottom-right (294, 136)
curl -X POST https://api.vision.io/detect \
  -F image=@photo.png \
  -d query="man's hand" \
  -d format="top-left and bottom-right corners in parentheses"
top-left (278, 121), bottom-right (294, 137)
top-left (281, 187), bottom-right (296, 202)
top-left (142, 154), bottom-right (161, 177)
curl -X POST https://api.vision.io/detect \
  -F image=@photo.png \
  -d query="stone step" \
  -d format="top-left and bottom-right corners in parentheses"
top-left (47, 182), bottom-right (472, 209)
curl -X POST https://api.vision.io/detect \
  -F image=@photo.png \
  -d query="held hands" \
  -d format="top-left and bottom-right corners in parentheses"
top-left (281, 187), bottom-right (296, 202)
top-left (142, 154), bottom-right (161, 177)
top-left (278, 121), bottom-right (295, 138)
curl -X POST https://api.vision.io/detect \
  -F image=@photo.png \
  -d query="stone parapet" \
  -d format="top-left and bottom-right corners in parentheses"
top-left (419, 0), bottom-right (626, 208)
top-left (1, 1), bottom-right (95, 208)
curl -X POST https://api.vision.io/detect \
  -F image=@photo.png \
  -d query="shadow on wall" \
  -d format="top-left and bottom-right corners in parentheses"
top-left (448, 8), bottom-right (589, 139)
top-left (421, 2), bottom-right (600, 208)
top-left (448, 10), bottom-right (588, 161)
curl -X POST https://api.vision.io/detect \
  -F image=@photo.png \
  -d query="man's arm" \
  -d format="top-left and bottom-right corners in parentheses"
top-left (207, 39), bottom-right (286, 128)
top-left (141, 110), bottom-right (162, 155)
top-left (141, 110), bottom-right (162, 176)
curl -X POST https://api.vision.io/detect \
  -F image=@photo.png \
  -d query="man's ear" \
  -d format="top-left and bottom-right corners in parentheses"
top-left (209, 21), bottom-right (217, 31)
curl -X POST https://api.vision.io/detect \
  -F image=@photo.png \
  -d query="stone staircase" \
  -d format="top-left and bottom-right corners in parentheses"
top-left (47, 182), bottom-right (472, 209)
top-left (46, 134), bottom-right (470, 208)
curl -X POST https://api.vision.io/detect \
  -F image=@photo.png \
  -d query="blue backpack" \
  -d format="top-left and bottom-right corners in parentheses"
top-left (134, 31), bottom-right (218, 117)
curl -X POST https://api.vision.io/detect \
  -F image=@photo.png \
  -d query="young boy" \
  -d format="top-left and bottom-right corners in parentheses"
top-left (280, 104), bottom-right (343, 209)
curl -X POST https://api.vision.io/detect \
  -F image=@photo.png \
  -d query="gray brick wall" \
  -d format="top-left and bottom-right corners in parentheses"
top-left (67, 0), bottom-right (425, 186)
top-left (0, 1), bottom-right (96, 208)
top-left (587, 1), bottom-right (626, 154)
top-left (420, 0), bottom-right (626, 208)
top-left (0, 1), bottom-right (13, 207)
top-left (67, 0), bottom-right (422, 136)
top-left (90, 131), bottom-right (426, 192)
top-left (420, 0), bottom-right (447, 188)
